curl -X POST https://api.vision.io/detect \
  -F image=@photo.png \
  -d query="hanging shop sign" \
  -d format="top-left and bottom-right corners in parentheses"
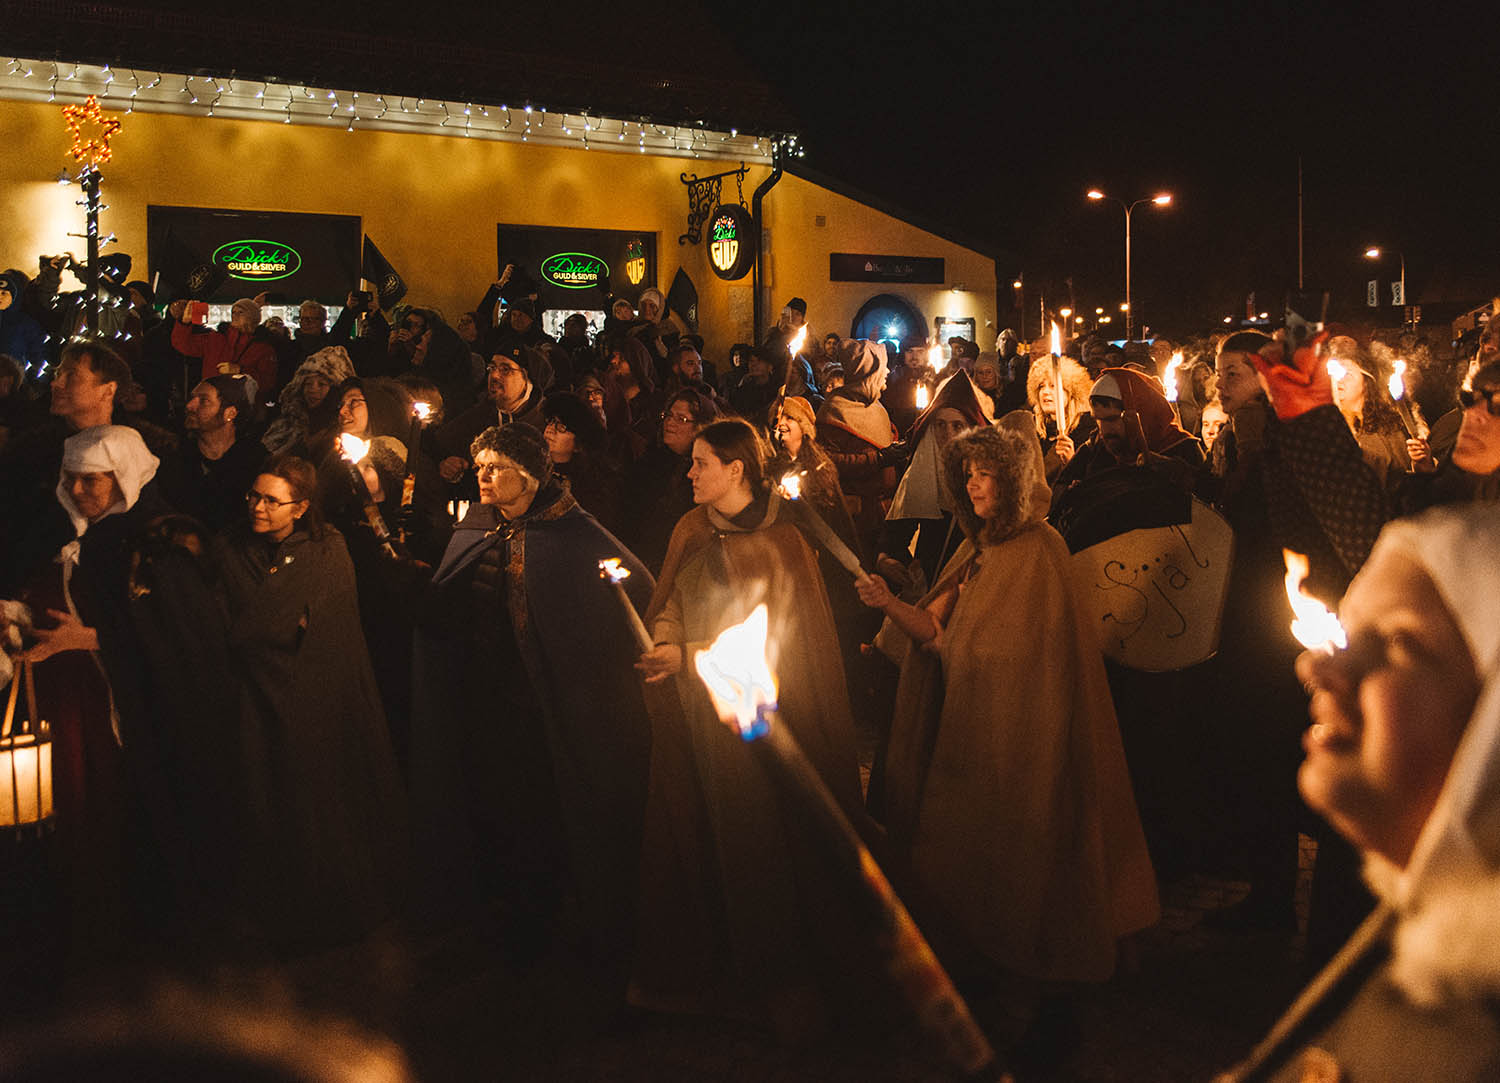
top-left (540, 251), bottom-right (610, 290)
top-left (498, 224), bottom-right (657, 309)
top-left (830, 253), bottom-right (945, 284)
top-left (212, 239), bottom-right (303, 282)
top-left (148, 206), bottom-right (360, 302)
top-left (625, 239), bottom-right (647, 285)
top-left (707, 204), bottom-right (755, 281)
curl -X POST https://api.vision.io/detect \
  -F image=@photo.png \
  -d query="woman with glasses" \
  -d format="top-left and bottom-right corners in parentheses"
top-left (210, 454), bottom-right (406, 956)
top-left (541, 390), bottom-right (624, 538)
top-left (621, 387), bottom-right (717, 574)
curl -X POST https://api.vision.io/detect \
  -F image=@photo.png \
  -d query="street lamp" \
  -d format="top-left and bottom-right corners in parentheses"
top-left (1011, 275), bottom-right (1025, 339)
top-left (1087, 188), bottom-right (1173, 340)
top-left (1364, 245), bottom-right (1407, 316)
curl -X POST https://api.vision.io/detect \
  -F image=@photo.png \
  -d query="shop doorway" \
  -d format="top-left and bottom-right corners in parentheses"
top-left (851, 294), bottom-right (928, 359)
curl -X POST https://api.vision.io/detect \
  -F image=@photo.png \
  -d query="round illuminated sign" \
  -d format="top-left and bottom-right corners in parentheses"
top-left (540, 251), bottom-right (610, 290)
top-left (708, 205), bottom-right (755, 281)
top-left (213, 239), bottom-right (302, 281)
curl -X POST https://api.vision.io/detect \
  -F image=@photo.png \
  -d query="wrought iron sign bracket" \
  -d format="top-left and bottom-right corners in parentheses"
top-left (680, 163), bottom-right (748, 245)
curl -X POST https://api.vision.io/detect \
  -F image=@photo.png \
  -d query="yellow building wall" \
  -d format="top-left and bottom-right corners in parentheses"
top-left (761, 171), bottom-right (998, 352)
top-left (0, 99), bottom-right (995, 363)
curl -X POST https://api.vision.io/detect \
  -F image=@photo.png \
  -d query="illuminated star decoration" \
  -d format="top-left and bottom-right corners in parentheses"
top-left (63, 94), bottom-right (122, 166)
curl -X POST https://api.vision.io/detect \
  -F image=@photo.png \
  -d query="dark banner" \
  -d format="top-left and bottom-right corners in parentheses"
top-left (497, 224), bottom-right (657, 312)
top-left (147, 205), bottom-right (362, 303)
top-left (830, 252), bottom-right (945, 284)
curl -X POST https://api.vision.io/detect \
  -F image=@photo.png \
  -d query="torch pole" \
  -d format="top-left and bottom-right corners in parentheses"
top-left (343, 459), bottom-right (400, 559)
top-left (609, 581), bottom-right (654, 654)
top-left (782, 494), bottom-right (866, 579)
top-left (754, 713), bottom-right (998, 1079)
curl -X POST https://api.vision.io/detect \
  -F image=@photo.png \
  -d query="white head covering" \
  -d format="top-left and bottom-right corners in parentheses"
top-left (56, 424), bottom-right (159, 538)
top-left (1353, 503), bottom-right (1500, 1003)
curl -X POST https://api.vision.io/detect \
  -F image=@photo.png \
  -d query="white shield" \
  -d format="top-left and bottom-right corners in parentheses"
top-left (1070, 498), bottom-right (1235, 672)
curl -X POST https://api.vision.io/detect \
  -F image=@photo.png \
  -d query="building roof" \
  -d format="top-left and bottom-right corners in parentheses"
top-left (0, 0), bottom-right (801, 138)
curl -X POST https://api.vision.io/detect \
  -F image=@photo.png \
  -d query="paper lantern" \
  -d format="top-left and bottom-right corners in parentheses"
top-left (2, 661), bottom-right (53, 830)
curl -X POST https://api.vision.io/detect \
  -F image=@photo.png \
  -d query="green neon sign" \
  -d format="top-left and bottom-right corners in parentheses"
top-left (213, 239), bottom-right (303, 281)
top-left (540, 251), bottom-right (610, 289)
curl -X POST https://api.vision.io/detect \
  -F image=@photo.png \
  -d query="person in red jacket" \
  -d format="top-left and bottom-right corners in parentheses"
top-left (171, 298), bottom-right (278, 398)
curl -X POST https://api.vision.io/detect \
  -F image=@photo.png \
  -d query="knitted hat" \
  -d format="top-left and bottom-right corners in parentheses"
top-left (364, 434), bottom-right (408, 484)
top-left (785, 297), bottom-right (807, 316)
top-left (488, 422), bottom-right (552, 486)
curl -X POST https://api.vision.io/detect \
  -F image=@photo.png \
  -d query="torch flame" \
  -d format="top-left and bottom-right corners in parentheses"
top-left (927, 343), bottom-right (947, 373)
top-left (1282, 549), bottom-right (1347, 652)
top-left (1049, 321), bottom-right (1061, 356)
top-left (1326, 358), bottom-right (1349, 383)
top-left (778, 472), bottom-right (803, 501)
top-left (787, 325), bottom-right (808, 357)
top-left (694, 604), bottom-right (777, 740)
top-left (1164, 351), bottom-right (1184, 403)
top-left (338, 433), bottom-right (371, 462)
top-left (1388, 359), bottom-right (1407, 401)
top-left (598, 557), bottom-right (631, 584)
top-left (915, 383), bottom-right (930, 410)
top-left (413, 401), bottom-right (432, 421)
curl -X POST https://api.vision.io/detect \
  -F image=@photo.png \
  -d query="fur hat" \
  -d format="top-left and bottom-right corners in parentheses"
top-left (364, 434), bottom-right (408, 485)
top-left (777, 394), bottom-right (817, 439)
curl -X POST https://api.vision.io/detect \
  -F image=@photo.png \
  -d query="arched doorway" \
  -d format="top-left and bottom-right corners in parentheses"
top-left (850, 293), bottom-right (927, 360)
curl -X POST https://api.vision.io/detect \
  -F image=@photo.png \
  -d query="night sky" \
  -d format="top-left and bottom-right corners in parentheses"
top-left (714, 1), bottom-right (1497, 338)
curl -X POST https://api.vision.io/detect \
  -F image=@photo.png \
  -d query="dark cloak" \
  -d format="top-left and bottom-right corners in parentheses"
top-left (409, 487), bottom-right (654, 960)
top-left (209, 524), bottom-right (407, 950)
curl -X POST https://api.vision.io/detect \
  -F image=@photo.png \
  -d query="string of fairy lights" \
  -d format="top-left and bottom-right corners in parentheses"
top-left (0, 57), bottom-right (798, 164)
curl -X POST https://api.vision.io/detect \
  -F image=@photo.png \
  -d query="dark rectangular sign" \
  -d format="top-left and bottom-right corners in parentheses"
top-left (147, 205), bottom-right (362, 303)
top-left (497, 224), bottom-right (657, 312)
top-left (830, 252), bottom-right (945, 284)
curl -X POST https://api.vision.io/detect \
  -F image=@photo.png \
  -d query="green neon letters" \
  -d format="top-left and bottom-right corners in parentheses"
top-left (541, 251), bottom-right (609, 289)
top-left (212, 239), bottom-right (302, 281)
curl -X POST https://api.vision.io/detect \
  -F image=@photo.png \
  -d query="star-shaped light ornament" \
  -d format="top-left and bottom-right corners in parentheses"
top-left (63, 95), bottom-right (122, 166)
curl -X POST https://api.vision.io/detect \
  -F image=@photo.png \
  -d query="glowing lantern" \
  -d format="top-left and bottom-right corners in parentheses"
top-left (2, 661), bottom-right (53, 830)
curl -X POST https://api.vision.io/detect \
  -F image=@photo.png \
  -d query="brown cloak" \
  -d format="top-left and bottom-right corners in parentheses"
top-left (882, 426), bottom-right (1159, 984)
top-left (631, 492), bottom-right (867, 1014)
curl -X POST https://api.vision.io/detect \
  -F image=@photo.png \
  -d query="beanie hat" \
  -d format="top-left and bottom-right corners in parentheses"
top-left (364, 434), bottom-right (408, 484)
top-left (785, 297), bottom-right (807, 316)
top-left (493, 422), bottom-right (552, 487)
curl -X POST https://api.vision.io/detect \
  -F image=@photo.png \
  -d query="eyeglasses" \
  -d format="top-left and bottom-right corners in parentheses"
top-left (488, 363), bottom-right (524, 378)
top-left (341, 396), bottom-right (367, 410)
top-left (544, 418), bottom-right (571, 434)
top-left (246, 490), bottom-right (297, 508)
top-left (664, 410), bottom-right (696, 425)
top-left (1458, 385), bottom-right (1500, 417)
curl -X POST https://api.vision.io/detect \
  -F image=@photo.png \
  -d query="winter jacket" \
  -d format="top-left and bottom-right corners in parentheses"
top-left (170, 320), bottom-right (277, 396)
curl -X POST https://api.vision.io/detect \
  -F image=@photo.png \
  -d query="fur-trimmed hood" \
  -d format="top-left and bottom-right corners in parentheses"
top-left (940, 420), bottom-right (1046, 546)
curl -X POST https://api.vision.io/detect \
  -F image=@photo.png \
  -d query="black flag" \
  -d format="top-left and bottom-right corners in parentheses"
top-left (361, 236), bottom-right (407, 308)
top-left (666, 267), bottom-right (698, 332)
top-left (155, 225), bottom-right (226, 301)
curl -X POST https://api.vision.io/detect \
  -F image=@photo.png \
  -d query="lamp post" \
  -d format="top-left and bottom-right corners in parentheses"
top-left (1012, 275), bottom-right (1025, 339)
top-left (1364, 246), bottom-right (1406, 325)
top-left (1087, 188), bottom-right (1172, 340)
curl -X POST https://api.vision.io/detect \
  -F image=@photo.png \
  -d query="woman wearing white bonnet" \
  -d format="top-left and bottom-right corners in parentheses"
top-left (1223, 501), bottom-right (1500, 1080)
top-left (7, 424), bottom-right (164, 961)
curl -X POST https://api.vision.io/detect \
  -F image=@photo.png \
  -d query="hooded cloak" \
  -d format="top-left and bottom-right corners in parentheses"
top-left (879, 424), bottom-right (1159, 982)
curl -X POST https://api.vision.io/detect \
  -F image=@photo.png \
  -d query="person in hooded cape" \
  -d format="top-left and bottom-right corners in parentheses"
top-left (859, 416), bottom-right (1158, 994)
top-left (0, 269), bottom-right (46, 378)
top-left (262, 345), bottom-right (356, 458)
top-left (817, 338), bottom-right (901, 560)
top-left (880, 368), bottom-right (995, 590)
top-left (408, 424), bottom-right (654, 988)
top-left (209, 454), bottom-right (406, 953)
top-left (630, 418), bottom-right (871, 1028)
top-left (1222, 503), bottom-right (1500, 1082)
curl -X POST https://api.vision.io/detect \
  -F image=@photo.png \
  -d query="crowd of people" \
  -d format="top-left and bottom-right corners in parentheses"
top-left (2, 252), bottom-right (1500, 1074)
